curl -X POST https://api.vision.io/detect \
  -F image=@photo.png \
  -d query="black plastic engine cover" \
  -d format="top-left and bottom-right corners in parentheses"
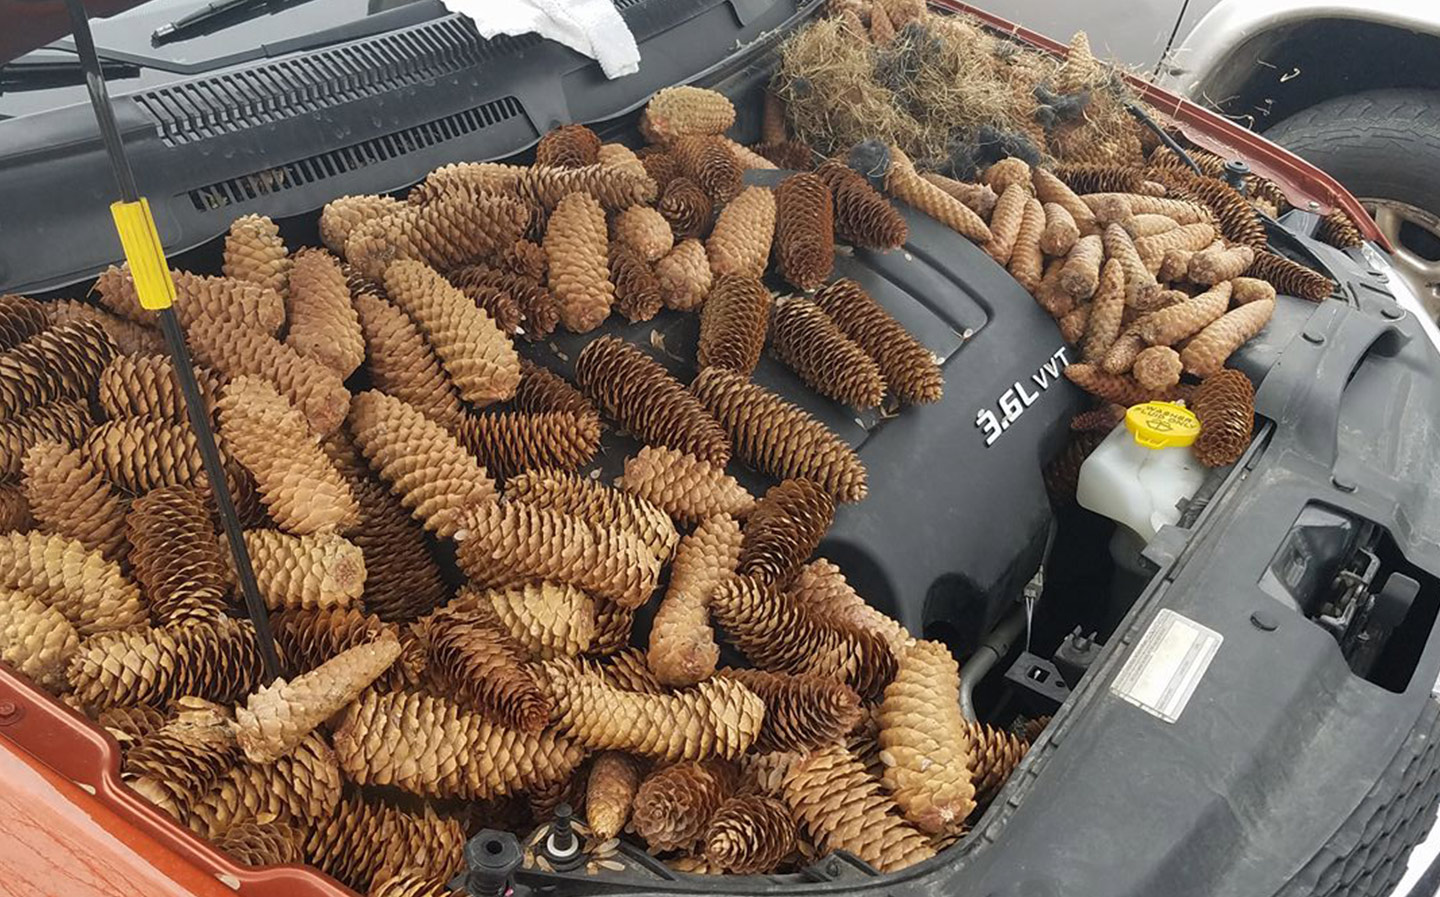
top-left (534, 172), bottom-right (1088, 649)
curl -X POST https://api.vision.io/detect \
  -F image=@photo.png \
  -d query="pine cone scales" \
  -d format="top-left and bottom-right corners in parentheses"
top-left (97, 354), bottom-right (220, 425)
top-left (223, 214), bottom-right (290, 296)
top-left (68, 618), bottom-right (266, 709)
top-left (1245, 250), bottom-right (1332, 301)
top-left (544, 665), bottom-right (764, 761)
top-left (0, 399), bottom-right (92, 478)
top-left (0, 588), bottom-right (79, 691)
top-left (424, 610), bottom-right (551, 730)
top-left (585, 751), bottom-right (641, 842)
top-left (789, 559), bottom-right (909, 649)
top-left (285, 248), bottom-right (365, 378)
top-left (671, 136), bottom-right (743, 206)
top-left (1136, 281), bottom-right (1232, 346)
top-left (614, 205), bottom-right (674, 262)
top-left (657, 238), bottom-right (713, 311)
top-left (124, 700), bottom-right (239, 821)
top-left (1191, 368), bottom-right (1255, 467)
top-left (648, 514), bottom-right (743, 687)
top-left (0, 294), bottom-right (50, 350)
top-left (332, 688), bottom-right (584, 799)
top-left (455, 410), bottom-right (601, 480)
top-left (370, 873), bottom-right (459, 897)
top-left (353, 290), bottom-right (465, 430)
top-left (127, 486), bottom-right (230, 625)
top-left (453, 499), bottom-right (660, 609)
top-left (385, 261), bottom-right (520, 406)
top-left (242, 529), bottom-right (366, 610)
top-left (453, 582), bottom-right (596, 660)
top-left (506, 468), bottom-right (678, 561)
top-left (703, 795), bottom-right (797, 874)
top-left (517, 163), bottom-right (658, 212)
top-left (631, 761), bottom-right (731, 852)
top-left (269, 607), bottom-right (392, 675)
top-left (718, 668), bottom-right (861, 753)
top-left (21, 440), bottom-right (127, 559)
top-left (781, 744), bottom-right (935, 872)
top-left (691, 367), bottom-right (867, 502)
top-left (48, 300), bottom-right (165, 357)
top-left (812, 278), bottom-right (941, 404)
top-left (707, 186), bottom-right (776, 278)
top-left (0, 531), bottom-right (145, 635)
top-left (217, 376), bottom-right (359, 534)
top-left (697, 274), bottom-right (771, 376)
top-left (320, 194), bottom-right (406, 254)
top-left (351, 478), bottom-right (449, 623)
top-left (0, 321), bottom-right (117, 421)
top-left (968, 720), bottom-right (1029, 804)
top-left (774, 173), bottom-right (835, 290)
top-left (545, 192), bottom-right (616, 333)
top-left (349, 390), bottom-right (497, 538)
top-left (878, 639), bottom-right (976, 834)
top-left (815, 160), bottom-right (908, 250)
top-left (770, 295), bottom-right (885, 409)
top-left (884, 146), bottom-right (990, 242)
top-left (576, 336), bottom-right (730, 465)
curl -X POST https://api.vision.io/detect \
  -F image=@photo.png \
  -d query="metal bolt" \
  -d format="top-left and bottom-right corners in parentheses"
top-left (0, 700), bottom-right (21, 725)
top-left (1250, 611), bottom-right (1278, 632)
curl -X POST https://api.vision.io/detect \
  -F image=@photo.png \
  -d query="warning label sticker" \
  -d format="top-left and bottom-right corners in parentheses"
top-left (1110, 608), bottom-right (1222, 724)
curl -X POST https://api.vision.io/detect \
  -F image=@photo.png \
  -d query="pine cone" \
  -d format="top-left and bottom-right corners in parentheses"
top-left (575, 336), bottom-right (730, 465)
top-left (0, 294), bottom-right (51, 350)
top-left (1232, 276), bottom-right (1278, 305)
top-left (385, 261), bottom-right (520, 406)
top-left (127, 486), bottom-right (230, 625)
top-left (656, 238), bottom-right (713, 311)
top-left (423, 609), bottom-right (551, 731)
top-left (0, 484), bottom-right (29, 532)
top-left (97, 354), bottom-right (220, 425)
top-left (981, 183), bottom-right (1029, 265)
top-left (648, 514), bottom-right (742, 687)
top-left (455, 410), bottom-right (601, 480)
top-left (710, 575), bottom-right (895, 700)
top-left (789, 559), bottom-right (909, 649)
top-left (453, 499), bottom-right (661, 609)
top-left (48, 300), bottom-right (165, 357)
top-left (703, 795), bottom-right (797, 874)
top-left (124, 699), bottom-right (239, 822)
top-left (613, 205), bottom-right (674, 263)
top-left (97, 703), bottom-right (167, 750)
top-left (968, 720), bottom-right (1029, 805)
top-left (915, 171), bottom-right (997, 218)
top-left (671, 136), bottom-right (743, 206)
top-left (608, 242), bottom-right (664, 323)
top-left (1043, 428), bottom-right (1102, 502)
top-left (1316, 210), bottom-right (1364, 249)
top-left (770, 295), bottom-right (885, 409)
top-left (284, 248), bottom-right (365, 378)
top-left (658, 177), bottom-right (713, 241)
top-left (93, 267), bottom-right (285, 334)
top-left (353, 289), bottom-right (465, 429)
top-left (739, 478), bottom-right (835, 585)
top-left (815, 160), bottom-right (908, 250)
top-left (641, 86), bottom-right (736, 143)
top-left (1135, 281), bottom-right (1232, 346)
top-left (21, 439), bottom-right (127, 560)
top-left (320, 194), bottom-right (407, 254)
top-left (507, 467), bottom-right (677, 561)
top-left (690, 366), bottom-right (867, 502)
top-left (1158, 170), bottom-right (1267, 250)
top-left (812, 278), bottom-right (941, 404)
top-left (1189, 243), bottom-right (1256, 286)
top-left (696, 274), bottom-right (770, 376)
top-left (452, 582), bottom-right (596, 660)
top-left (1052, 163), bottom-right (1143, 195)
top-left (1244, 250), bottom-right (1332, 301)
top-left (1031, 167), bottom-right (1098, 231)
top-left (592, 645), bottom-right (659, 689)
top-left (619, 445), bottom-right (756, 525)
top-left (585, 751), bottom-right (641, 842)
top-left (1131, 345), bottom-right (1183, 391)
top-left (348, 390), bottom-right (496, 538)
top-left (1133, 223), bottom-right (1218, 272)
top-left (187, 731), bottom-right (342, 837)
top-left (781, 744), bottom-right (935, 872)
top-left (444, 267), bottom-right (558, 342)
top-left (1058, 234), bottom-right (1103, 299)
top-left (514, 358), bottom-right (595, 418)
top-left (82, 416), bottom-right (210, 496)
top-left (1081, 259), bottom-right (1127, 363)
top-left (303, 793), bottom-right (466, 893)
top-left (0, 588), bottom-right (79, 691)
top-left (1063, 363), bottom-right (1183, 406)
top-left (706, 185), bottom-right (776, 278)
top-left (535, 124), bottom-right (602, 169)
top-left (241, 529), bottom-right (366, 611)
top-left (1038, 202), bottom-right (1080, 258)
top-left (268, 606), bottom-right (391, 673)
top-left (1191, 368), bottom-right (1254, 467)
top-left (236, 634), bottom-right (398, 764)
top-left (68, 617), bottom-right (267, 709)
top-left (223, 214), bottom-right (290, 296)
top-left (1101, 223), bottom-right (1157, 300)
top-left (632, 760), bottom-right (732, 852)
top-left (544, 192), bottom-right (615, 333)
top-left (883, 146), bottom-right (990, 242)
top-left (0, 321), bottom-right (117, 421)
top-left (351, 478), bottom-right (449, 623)
top-left (640, 149), bottom-right (681, 190)
top-left (0, 399), bottom-right (91, 480)
top-left (1008, 197), bottom-right (1046, 293)
top-left (333, 688), bottom-right (584, 799)
top-left (516, 163), bottom-right (657, 212)
top-left (773, 172), bottom-right (835, 290)
top-left (718, 667), bottom-right (861, 753)
top-left (214, 820), bottom-right (303, 867)
top-left (878, 639), bottom-right (976, 834)
top-left (369, 872), bottom-right (459, 897)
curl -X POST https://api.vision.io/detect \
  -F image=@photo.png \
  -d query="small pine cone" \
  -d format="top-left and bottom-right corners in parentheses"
top-left (48, 300), bottom-right (165, 357)
top-left (545, 664), bottom-right (763, 761)
top-left (1008, 197), bottom-right (1046, 293)
top-left (456, 270), bottom-right (558, 341)
top-left (691, 366), bottom-right (867, 502)
top-left (703, 795), bottom-right (797, 874)
top-left (984, 158), bottom-right (1033, 196)
top-left (575, 336), bottom-right (730, 465)
top-left (0, 398), bottom-right (92, 479)
top-left (631, 761), bottom-right (732, 852)
top-left (1316, 209), bottom-right (1364, 249)
top-left (0, 294), bottom-right (50, 350)
top-left (507, 467), bottom-right (677, 561)
top-left (1058, 304), bottom-right (1090, 346)
top-left (968, 721), bottom-right (1029, 805)
top-left (1064, 363), bottom-right (1181, 406)
top-left (1052, 163), bottom-right (1143, 195)
top-left (608, 242), bottom-right (664, 323)
top-left (980, 184), bottom-right (1028, 265)
top-left (878, 639), bottom-right (976, 835)
top-left (445, 273), bottom-right (522, 336)
top-left (613, 205), bottom-right (674, 262)
top-left (514, 358), bottom-right (595, 418)
top-left (369, 873), bottom-right (459, 897)
top-left (1157, 248), bottom-right (1194, 283)
top-left (1131, 345), bottom-right (1183, 391)
top-left (707, 185), bottom-right (777, 278)
top-left (0, 485), bottom-right (30, 534)
top-left (320, 194), bottom-right (406, 254)
top-left (1059, 234), bottom-right (1103, 299)
top-left (350, 480), bottom-right (448, 624)
top-left (641, 86), bottom-right (736, 143)
top-left (648, 514), bottom-right (743, 687)
top-left (1244, 250), bottom-right (1332, 301)
top-left (353, 290), bottom-right (464, 429)
top-left (915, 172), bottom-right (998, 219)
top-left (1136, 281), bottom-right (1233, 346)
top-left (1134, 223), bottom-right (1218, 273)
top-left (620, 445), bottom-right (756, 525)
top-left (1232, 276), bottom-right (1278, 305)
top-left (423, 610), bottom-right (551, 731)
top-left (217, 376), bottom-right (359, 534)
top-left (883, 146), bottom-right (991, 243)
top-left (869, 2), bottom-right (896, 41)
top-left (97, 354), bottom-right (220, 425)
top-left (1191, 368), bottom-right (1255, 467)
top-left (285, 248), bottom-right (365, 378)
top-left (98, 703), bottom-right (168, 750)
top-left (303, 793), bottom-right (466, 893)
top-left (68, 617), bottom-right (266, 710)
top-left (498, 238), bottom-right (548, 282)
top-left (385, 261), bottom-right (520, 406)
top-left (774, 173), bottom-right (835, 290)
top-left (454, 582), bottom-right (596, 659)
top-left (1081, 259), bottom-right (1127, 363)
top-left (453, 500), bottom-right (660, 609)
top-left (656, 238), bottom-right (713, 311)
top-left (127, 486), bottom-right (229, 626)
top-left (1125, 213), bottom-right (1181, 238)
top-left (187, 315), bottom-right (349, 436)
top-left (697, 274), bottom-right (771, 376)
top-left (586, 751), bottom-right (641, 842)
top-left (788, 559), bottom-right (909, 650)
top-left (1032, 167), bottom-right (1098, 231)
top-left (455, 410), bottom-right (600, 480)
top-left (1189, 243), bottom-right (1256, 285)
top-left (781, 745), bottom-right (935, 872)
top-left (671, 135), bottom-right (744, 206)
top-left (349, 391), bottom-right (496, 538)
top-left (1100, 329), bottom-right (1147, 375)
top-left (543, 192), bottom-right (615, 333)
top-left (534, 124), bottom-right (602, 168)
top-left (214, 820), bottom-right (303, 867)
top-left (816, 160), bottom-right (908, 250)
top-left (1102, 223), bottom-right (1158, 298)
top-left (223, 214), bottom-right (290, 297)
top-left (332, 688), bottom-right (584, 800)
top-left (242, 529), bottom-right (366, 611)
top-left (641, 150), bottom-right (683, 191)
top-left (739, 478), bottom-right (836, 586)
top-left (93, 267), bottom-right (285, 334)
top-left (812, 278), bottom-right (941, 404)
top-left (769, 292), bottom-right (887, 409)
top-left (124, 700), bottom-right (239, 822)
top-left (0, 588), bottom-right (80, 691)
top-left (1180, 296), bottom-right (1273, 379)
top-left (718, 668), bottom-right (861, 753)
top-left (710, 575), bottom-right (896, 700)
top-left (82, 416), bottom-right (209, 496)
top-left (658, 177), bottom-right (713, 241)
top-left (516, 162), bottom-right (658, 213)
top-left (21, 440), bottom-right (127, 560)
top-left (185, 730), bottom-right (342, 837)
top-left (0, 321), bottom-right (117, 421)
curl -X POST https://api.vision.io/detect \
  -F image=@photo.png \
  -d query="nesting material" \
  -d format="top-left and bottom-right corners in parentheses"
top-left (739, 478), bottom-right (836, 586)
top-left (813, 278), bottom-right (942, 404)
top-left (1191, 368), bottom-right (1255, 467)
top-left (697, 274), bottom-right (772, 376)
top-left (707, 186), bottom-right (778, 278)
top-left (0, 588), bottom-right (80, 692)
top-left (21, 439), bottom-right (128, 560)
top-left (223, 214), bottom-right (290, 297)
top-left (878, 639), bottom-right (976, 834)
top-left (619, 445), bottom-right (757, 525)
top-left (127, 486), bottom-right (230, 626)
top-left (352, 289), bottom-right (465, 429)
top-left (656, 238), bottom-right (713, 311)
top-left (770, 295), bottom-right (886, 410)
top-left (285, 248), bottom-right (365, 378)
top-left (455, 410), bottom-right (601, 480)
top-left (586, 751), bottom-right (642, 842)
top-left (647, 514), bottom-right (743, 687)
top-left (506, 467), bottom-right (678, 561)
top-left (641, 86), bottom-right (737, 143)
top-left (242, 530), bottom-right (366, 611)
top-left (631, 760), bottom-right (731, 852)
top-left (774, 172), bottom-right (836, 290)
top-left (423, 609), bottom-right (551, 732)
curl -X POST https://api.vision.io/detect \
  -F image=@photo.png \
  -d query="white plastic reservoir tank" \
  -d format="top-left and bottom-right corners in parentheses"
top-left (1076, 402), bottom-right (1207, 542)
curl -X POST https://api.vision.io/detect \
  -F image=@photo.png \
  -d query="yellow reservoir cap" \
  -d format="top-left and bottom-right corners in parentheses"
top-left (1125, 401), bottom-right (1200, 449)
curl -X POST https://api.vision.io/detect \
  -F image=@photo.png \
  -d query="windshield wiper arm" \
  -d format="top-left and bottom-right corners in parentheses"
top-left (1, 56), bottom-right (140, 90)
top-left (151, 0), bottom-right (315, 45)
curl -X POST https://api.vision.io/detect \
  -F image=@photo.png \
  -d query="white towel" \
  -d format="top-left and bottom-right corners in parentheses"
top-left (448, 0), bottom-right (641, 79)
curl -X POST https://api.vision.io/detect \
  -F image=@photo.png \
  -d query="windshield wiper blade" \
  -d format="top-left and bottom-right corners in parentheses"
top-left (151, 0), bottom-right (316, 45)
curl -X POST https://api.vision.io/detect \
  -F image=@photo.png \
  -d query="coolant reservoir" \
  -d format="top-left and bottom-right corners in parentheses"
top-left (1076, 402), bottom-right (1206, 542)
